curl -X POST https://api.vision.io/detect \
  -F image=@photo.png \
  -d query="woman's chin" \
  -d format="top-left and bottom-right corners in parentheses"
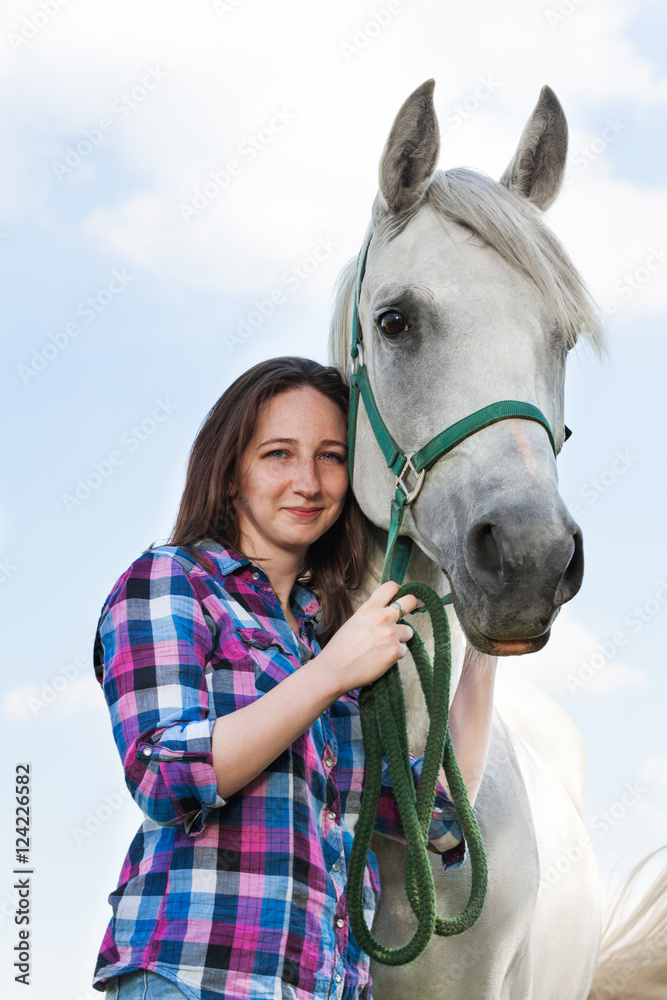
top-left (280, 509), bottom-right (336, 536)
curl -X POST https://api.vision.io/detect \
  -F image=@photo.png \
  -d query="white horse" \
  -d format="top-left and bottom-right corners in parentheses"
top-left (328, 80), bottom-right (667, 1000)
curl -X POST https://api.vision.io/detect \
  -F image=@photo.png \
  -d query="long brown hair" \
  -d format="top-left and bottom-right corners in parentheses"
top-left (165, 356), bottom-right (372, 645)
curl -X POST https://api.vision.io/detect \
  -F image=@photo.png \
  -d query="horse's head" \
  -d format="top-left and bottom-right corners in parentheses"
top-left (330, 79), bottom-right (605, 657)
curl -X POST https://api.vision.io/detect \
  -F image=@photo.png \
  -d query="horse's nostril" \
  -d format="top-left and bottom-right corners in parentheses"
top-left (465, 521), bottom-right (503, 593)
top-left (555, 529), bottom-right (584, 606)
top-left (464, 512), bottom-right (584, 609)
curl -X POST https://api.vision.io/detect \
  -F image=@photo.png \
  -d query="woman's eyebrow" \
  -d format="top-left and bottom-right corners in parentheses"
top-left (257, 437), bottom-right (347, 449)
top-left (258, 437), bottom-right (295, 447)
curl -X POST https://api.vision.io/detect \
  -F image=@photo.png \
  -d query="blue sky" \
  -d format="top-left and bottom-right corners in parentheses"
top-left (1, 1), bottom-right (666, 997)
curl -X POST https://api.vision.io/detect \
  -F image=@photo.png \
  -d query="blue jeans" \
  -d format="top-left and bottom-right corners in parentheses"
top-left (106, 969), bottom-right (188, 998)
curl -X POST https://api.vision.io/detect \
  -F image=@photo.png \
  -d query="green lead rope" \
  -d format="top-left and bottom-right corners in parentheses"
top-left (346, 576), bottom-right (488, 965)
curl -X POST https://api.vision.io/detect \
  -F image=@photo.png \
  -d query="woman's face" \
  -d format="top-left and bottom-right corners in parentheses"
top-left (234, 386), bottom-right (349, 559)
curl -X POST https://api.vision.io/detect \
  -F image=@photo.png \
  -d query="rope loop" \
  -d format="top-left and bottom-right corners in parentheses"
top-left (347, 581), bottom-right (488, 965)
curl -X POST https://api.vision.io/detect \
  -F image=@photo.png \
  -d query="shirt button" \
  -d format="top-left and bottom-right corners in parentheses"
top-left (332, 862), bottom-right (340, 872)
top-left (336, 918), bottom-right (345, 928)
top-left (325, 758), bottom-right (334, 768)
top-left (142, 747), bottom-right (152, 756)
top-left (335, 974), bottom-right (342, 983)
top-left (252, 571), bottom-right (260, 580)
top-left (327, 811), bottom-right (336, 821)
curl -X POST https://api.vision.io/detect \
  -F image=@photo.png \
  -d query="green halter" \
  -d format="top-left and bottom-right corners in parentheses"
top-left (345, 230), bottom-right (561, 965)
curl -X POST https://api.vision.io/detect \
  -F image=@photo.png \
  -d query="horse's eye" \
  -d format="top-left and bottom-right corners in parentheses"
top-left (379, 311), bottom-right (409, 336)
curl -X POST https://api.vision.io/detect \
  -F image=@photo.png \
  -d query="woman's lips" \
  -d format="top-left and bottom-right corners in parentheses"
top-left (283, 507), bottom-right (323, 518)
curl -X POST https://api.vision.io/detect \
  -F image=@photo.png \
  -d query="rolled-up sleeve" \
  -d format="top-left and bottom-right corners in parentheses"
top-left (375, 755), bottom-right (467, 869)
top-left (95, 550), bottom-right (226, 836)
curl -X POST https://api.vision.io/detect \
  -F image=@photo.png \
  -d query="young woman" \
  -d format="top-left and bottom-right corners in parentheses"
top-left (92, 356), bottom-right (497, 1000)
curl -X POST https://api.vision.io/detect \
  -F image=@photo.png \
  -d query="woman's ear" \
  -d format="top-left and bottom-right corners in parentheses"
top-left (233, 490), bottom-right (251, 510)
top-left (227, 468), bottom-right (240, 500)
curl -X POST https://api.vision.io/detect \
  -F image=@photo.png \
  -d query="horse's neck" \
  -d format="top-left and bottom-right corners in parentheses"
top-left (353, 524), bottom-right (467, 756)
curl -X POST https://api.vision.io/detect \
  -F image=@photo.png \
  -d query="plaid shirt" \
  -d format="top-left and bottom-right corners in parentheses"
top-left (92, 539), bottom-right (465, 1000)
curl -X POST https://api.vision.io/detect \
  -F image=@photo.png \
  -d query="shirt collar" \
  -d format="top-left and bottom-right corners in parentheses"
top-left (192, 537), bottom-right (251, 576)
top-left (192, 537), bottom-right (321, 620)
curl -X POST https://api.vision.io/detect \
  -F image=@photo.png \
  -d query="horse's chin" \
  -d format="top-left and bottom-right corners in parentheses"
top-left (463, 624), bottom-right (552, 657)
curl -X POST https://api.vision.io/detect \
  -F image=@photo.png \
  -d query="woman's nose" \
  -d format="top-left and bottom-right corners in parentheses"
top-left (291, 460), bottom-right (321, 494)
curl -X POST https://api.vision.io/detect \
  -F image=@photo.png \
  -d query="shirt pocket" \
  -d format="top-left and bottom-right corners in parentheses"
top-left (235, 626), bottom-right (297, 695)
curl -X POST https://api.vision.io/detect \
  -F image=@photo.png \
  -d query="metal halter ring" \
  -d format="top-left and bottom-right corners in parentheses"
top-left (395, 450), bottom-right (425, 505)
top-left (350, 343), bottom-right (364, 374)
top-left (389, 600), bottom-right (407, 620)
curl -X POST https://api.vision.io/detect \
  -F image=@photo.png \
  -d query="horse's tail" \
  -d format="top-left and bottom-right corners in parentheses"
top-left (588, 846), bottom-right (667, 1000)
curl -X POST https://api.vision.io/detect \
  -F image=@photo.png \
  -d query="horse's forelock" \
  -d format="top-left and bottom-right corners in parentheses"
top-left (428, 168), bottom-right (606, 355)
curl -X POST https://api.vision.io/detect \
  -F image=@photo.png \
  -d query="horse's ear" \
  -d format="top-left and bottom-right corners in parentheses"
top-left (500, 86), bottom-right (568, 211)
top-left (378, 79), bottom-right (440, 214)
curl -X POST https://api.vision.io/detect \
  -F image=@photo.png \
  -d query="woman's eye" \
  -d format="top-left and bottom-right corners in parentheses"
top-left (265, 449), bottom-right (288, 458)
top-left (321, 452), bottom-right (345, 462)
top-left (378, 310), bottom-right (409, 336)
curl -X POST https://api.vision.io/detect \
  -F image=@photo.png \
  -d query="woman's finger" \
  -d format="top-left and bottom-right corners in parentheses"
top-left (386, 593), bottom-right (420, 617)
top-left (397, 623), bottom-right (414, 642)
top-left (365, 580), bottom-right (402, 606)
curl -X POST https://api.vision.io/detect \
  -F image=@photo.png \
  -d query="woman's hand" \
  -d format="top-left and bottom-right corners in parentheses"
top-left (211, 581), bottom-right (419, 799)
top-left (314, 580), bottom-right (419, 696)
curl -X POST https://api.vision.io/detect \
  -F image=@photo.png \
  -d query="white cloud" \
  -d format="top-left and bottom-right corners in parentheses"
top-left (0, 0), bottom-right (665, 313)
top-left (639, 753), bottom-right (667, 796)
top-left (500, 608), bottom-right (648, 697)
top-left (3, 675), bottom-right (105, 722)
top-left (550, 172), bottom-right (667, 319)
top-left (594, 788), bottom-right (667, 912)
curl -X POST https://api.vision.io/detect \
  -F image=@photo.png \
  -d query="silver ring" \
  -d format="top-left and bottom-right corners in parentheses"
top-left (389, 600), bottom-right (406, 620)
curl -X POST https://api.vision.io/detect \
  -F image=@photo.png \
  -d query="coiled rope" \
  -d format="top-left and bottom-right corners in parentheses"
top-left (346, 579), bottom-right (488, 965)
